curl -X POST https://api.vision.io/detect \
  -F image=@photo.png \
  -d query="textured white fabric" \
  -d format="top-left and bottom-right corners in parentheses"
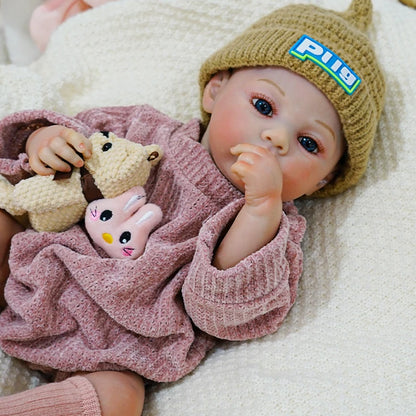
top-left (0, 0), bottom-right (415, 414)
top-left (0, 0), bottom-right (43, 65)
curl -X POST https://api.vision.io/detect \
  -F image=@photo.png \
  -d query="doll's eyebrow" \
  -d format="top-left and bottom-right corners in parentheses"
top-left (315, 119), bottom-right (336, 141)
top-left (258, 78), bottom-right (335, 141)
top-left (257, 79), bottom-right (286, 96)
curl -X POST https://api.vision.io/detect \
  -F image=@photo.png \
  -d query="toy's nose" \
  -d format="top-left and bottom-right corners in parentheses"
top-left (102, 233), bottom-right (113, 244)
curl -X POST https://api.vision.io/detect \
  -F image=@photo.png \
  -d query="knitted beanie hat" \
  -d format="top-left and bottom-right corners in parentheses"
top-left (199, 0), bottom-right (385, 197)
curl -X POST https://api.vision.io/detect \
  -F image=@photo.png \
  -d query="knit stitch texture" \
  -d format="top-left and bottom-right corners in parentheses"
top-left (0, 1), bottom-right (414, 415)
top-left (0, 105), bottom-right (305, 382)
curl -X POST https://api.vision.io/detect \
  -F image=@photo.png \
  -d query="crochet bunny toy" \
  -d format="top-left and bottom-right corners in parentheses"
top-left (85, 185), bottom-right (162, 259)
top-left (0, 131), bottom-right (162, 232)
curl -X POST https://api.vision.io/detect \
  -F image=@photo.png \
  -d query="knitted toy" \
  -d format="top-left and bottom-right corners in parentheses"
top-left (85, 185), bottom-right (162, 259)
top-left (0, 131), bottom-right (162, 232)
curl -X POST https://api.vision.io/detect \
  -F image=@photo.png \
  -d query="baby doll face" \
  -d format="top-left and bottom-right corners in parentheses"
top-left (201, 67), bottom-right (345, 201)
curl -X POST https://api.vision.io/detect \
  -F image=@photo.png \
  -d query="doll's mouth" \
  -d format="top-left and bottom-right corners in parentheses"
top-left (122, 247), bottom-right (134, 256)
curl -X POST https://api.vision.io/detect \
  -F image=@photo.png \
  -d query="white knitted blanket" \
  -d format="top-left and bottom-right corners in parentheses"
top-left (0, 1), bottom-right (415, 414)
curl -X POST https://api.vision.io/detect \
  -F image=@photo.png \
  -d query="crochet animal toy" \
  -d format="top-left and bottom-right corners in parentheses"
top-left (85, 185), bottom-right (162, 259)
top-left (0, 131), bottom-right (162, 232)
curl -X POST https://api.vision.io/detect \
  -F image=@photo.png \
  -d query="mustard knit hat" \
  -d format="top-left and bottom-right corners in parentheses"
top-left (199, 0), bottom-right (385, 197)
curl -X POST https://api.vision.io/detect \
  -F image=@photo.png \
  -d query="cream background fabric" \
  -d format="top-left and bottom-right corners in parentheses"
top-left (0, 1), bottom-right (415, 414)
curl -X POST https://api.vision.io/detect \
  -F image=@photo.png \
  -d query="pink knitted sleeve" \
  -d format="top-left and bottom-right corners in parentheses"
top-left (182, 200), bottom-right (306, 341)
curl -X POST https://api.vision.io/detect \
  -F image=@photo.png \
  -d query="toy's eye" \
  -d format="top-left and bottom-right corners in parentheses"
top-left (100, 210), bottom-right (113, 221)
top-left (102, 142), bottom-right (112, 152)
top-left (119, 231), bottom-right (131, 244)
top-left (147, 151), bottom-right (159, 161)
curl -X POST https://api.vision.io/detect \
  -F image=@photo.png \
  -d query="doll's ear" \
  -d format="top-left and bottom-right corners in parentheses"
top-left (202, 70), bottom-right (231, 114)
top-left (305, 171), bottom-right (336, 195)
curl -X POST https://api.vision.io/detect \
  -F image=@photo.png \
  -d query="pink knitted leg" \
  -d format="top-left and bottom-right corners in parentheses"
top-left (0, 376), bottom-right (102, 416)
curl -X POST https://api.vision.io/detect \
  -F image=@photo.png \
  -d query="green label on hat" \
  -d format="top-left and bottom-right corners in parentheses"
top-left (289, 35), bottom-right (361, 95)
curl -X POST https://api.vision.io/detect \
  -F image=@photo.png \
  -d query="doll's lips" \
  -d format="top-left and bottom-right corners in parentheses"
top-left (122, 247), bottom-right (134, 257)
top-left (260, 143), bottom-right (279, 157)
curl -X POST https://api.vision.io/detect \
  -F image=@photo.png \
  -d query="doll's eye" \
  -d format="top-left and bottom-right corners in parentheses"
top-left (100, 210), bottom-right (113, 221)
top-left (119, 231), bottom-right (131, 244)
top-left (102, 142), bottom-right (112, 152)
top-left (252, 98), bottom-right (273, 117)
top-left (298, 136), bottom-right (319, 154)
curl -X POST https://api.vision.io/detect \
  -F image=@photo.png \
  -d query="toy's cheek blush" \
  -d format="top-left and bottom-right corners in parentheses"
top-left (88, 206), bottom-right (99, 220)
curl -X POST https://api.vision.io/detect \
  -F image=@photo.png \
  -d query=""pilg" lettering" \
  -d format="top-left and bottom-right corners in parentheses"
top-left (289, 35), bottom-right (361, 95)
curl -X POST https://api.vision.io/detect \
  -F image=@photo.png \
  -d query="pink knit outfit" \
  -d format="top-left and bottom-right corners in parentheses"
top-left (0, 105), bottom-right (306, 382)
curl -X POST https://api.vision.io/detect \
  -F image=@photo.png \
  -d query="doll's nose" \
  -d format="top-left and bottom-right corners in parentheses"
top-left (261, 127), bottom-right (290, 155)
top-left (102, 233), bottom-right (113, 244)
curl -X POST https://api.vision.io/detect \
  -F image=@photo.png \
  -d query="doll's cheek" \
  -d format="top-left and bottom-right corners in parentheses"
top-left (88, 206), bottom-right (100, 220)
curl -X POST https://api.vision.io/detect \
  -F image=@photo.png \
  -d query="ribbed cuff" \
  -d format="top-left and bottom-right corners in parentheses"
top-left (0, 376), bottom-right (102, 416)
top-left (67, 376), bottom-right (102, 416)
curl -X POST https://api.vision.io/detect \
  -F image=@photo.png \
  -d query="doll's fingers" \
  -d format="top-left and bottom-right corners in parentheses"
top-left (48, 136), bottom-right (85, 168)
top-left (236, 152), bottom-right (259, 165)
top-left (232, 152), bottom-right (281, 185)
top-left (230, 143), bottom-right (253, 156)
top-left (28, 154), bottom-right (56, 176)
top-left (230, 143), bottom-right (269, 158)
top-left (231, 158), bottom-right (254, 179)
top-left (232, 149), bottom-right (264, 174)
top-left (61, 129), bottom-right (92, 158)
top-left (38, 146), bottom-right (73, 173)
top-left (232, 144), bottom-right (281, 174)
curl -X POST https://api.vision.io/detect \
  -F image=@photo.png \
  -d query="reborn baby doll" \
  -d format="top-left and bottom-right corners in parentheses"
top-left (0, 1), bottom-right (386, 415)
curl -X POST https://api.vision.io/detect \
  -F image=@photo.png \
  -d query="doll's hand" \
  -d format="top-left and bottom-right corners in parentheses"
top-left (230, 143), bottom-right (283, 211)
top-left (26, 125), bottom-right (92, 175)
top-left (212, 143), bottom-right (283, 269)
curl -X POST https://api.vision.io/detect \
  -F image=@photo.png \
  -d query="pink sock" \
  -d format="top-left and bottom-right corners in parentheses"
top-left (0, 376), bottom-right (102, 416)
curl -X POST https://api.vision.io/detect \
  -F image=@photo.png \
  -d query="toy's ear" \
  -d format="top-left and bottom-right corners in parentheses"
top-left (145, 145), bottom-right (163, 166)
